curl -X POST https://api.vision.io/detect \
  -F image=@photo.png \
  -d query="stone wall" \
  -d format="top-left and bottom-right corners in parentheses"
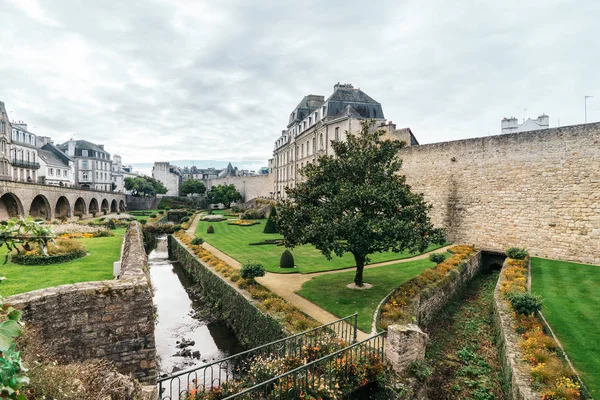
top-left (207, 174), bottom-right (274, 202)
top-left (6, 222), bottom-right (156, 383)
top-left (126, 195), bottom-right (160, 210)
top-left (400, 122), bottom-right (600, 265)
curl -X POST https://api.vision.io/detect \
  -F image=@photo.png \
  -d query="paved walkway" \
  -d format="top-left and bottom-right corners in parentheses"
top-left (185, 213), bottom-right (203, 236)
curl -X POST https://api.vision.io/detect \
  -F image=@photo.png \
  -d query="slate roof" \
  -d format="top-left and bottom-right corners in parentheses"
top-left (38, 148), bottom-right (68, 167)
top-left (56, 140), bottom-right (107, 153)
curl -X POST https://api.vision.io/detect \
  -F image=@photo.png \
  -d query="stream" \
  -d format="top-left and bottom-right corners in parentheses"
top-left (149, 236), bottom-right (244, 376)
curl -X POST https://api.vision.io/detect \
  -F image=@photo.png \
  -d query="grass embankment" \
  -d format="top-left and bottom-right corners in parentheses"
top-left (195, 220), bottom-right (444, 274)
top-left (0, 228), bottom-right (126, 297)
top-left (297, 257), bottom-right (440, 332)
top-left (531, 257), bottom-right (600, 398)
top-left (127, 210), bottom-right (159, 222)
top-left (424, 271), bottom-right (505, 399)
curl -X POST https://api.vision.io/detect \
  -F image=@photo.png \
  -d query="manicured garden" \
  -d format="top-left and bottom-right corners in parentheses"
top-left (194, 220), bottom-right (445, 274)
top-left (531, 257), bottom-right (600, 398)
top-left (0, 228), bottom-right (125, 297)
top-left (297, 257), bottom-right (442, 331)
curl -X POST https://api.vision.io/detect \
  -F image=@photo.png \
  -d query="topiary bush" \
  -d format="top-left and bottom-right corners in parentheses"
top-left (140, 220), bottom-right (147, 225)
top-left (191, 237), bottom-right (204, 245)
top-left (263, 206), bottom-right (278, 234)
top-left (149, 213), bottom-right (157, 218)
top-left (181, 216), bottom-right (190, 223)
top-left (240, 263), bottom-right (266, 281)
top-left (506, 247), bottom-right (529, 260)
top-left (429, 253), bottom-right (446, 264)
top-left (158, 210), bottom-right (164, 214)
top-left (507, 292), bottom-right (543, 315)
top-left (279, 250), bottom-right (295, 268)
top-left (207, 225), bottom-right (215, 234)
top-left (106, 220), bottom-right (116, 230)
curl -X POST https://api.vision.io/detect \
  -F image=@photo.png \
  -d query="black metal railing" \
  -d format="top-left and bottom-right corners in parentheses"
top-left (10, 159), bottom-right (40, 169)
top-left (224, 332), bottom-right (387, 399)
top-left (157, 314), bottom-right (358, 400)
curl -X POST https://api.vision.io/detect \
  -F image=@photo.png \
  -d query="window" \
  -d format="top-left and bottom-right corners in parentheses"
top-left (301, 143), bottom-right (304, 158)
top-left (82, 160), bottom-right (88, 169)
top-left (82, 150), bottom-right (88, 157)
top-left (82, 172), bottom-right (88, 181)
top-left (319, 134), bottom-right (323, 149)
top-left (1, 141), bottom-right (4, 154)
top-left (335, 127), bottom-right (340, 141)
top-left (0, 121), bottom-right (4, 133)
top-left (49, 168), bottom-right (54, 176)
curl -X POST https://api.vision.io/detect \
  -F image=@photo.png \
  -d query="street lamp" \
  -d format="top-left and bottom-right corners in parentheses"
top-left (585, 95), bottom-right (593, 123)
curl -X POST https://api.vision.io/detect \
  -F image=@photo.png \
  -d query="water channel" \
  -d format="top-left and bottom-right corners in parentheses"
top-left (148, 236), bottom-right (244, 376)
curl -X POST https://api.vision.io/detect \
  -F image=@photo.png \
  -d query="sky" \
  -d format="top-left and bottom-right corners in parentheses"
top-left (1, 0), bottom-right (599, 166)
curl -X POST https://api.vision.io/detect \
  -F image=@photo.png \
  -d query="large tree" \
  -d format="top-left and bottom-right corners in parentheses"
top-left (207, 184), bottom-right (242, 208)
top-left (180, 179), bottom-right (206, 196)
top-left (277, 120), bottom-right (444, 286)
top-left (124, 176), bottom-right (168, 197)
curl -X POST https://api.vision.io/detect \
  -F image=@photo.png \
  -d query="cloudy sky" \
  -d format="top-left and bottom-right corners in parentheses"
top-left (1, 0), bottom-right (598, 166)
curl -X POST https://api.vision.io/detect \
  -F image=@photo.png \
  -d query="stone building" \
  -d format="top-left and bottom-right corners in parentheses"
top-left (112, 155), bottom-right (141, 194)
top-left (501, 114), bottom-right (549, 134)
top-left (56, 139), bottom-right (113, 191)
top-left (9, 121), bottom-right (42, 183)
top-left (152, 161), bottom-right (182, 196)
top-left (272, 83), bottom-right (417, 198)
top-left (0, 102), bottom-right (12, 179)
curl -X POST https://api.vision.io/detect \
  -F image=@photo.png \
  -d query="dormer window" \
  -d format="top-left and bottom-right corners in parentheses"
top-left (82, 150), bottom-right (88, 157)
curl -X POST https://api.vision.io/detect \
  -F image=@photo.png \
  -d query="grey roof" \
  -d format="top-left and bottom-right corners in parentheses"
top-left (56, 139), bottom-right (107, 153)
top-left (324, 84), bottom-right (384, 120)
top-left (42, 142), bottom-right (72, 164)
top-left (38, 148), bottom-right (68, 167)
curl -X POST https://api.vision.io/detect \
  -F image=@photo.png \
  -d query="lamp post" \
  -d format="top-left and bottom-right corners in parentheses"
top-left (585, 95), bottom-right (593, 123)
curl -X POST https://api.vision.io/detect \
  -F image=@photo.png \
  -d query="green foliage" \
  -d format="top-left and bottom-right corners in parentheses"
top-left (277, 120), bottom-right (445, 286)
top-left (180, 179), bottom-right (206, 196)
top-left (106, 220), bottom-right (116, 230)
top-left (408, 360), bottom-right (432, 382)
top-left (140, 220), bottom-right (147, 225)
top-left (507, 292), bottom-right (543, 316)
top-left (207, 184), bottom-right (242, 208)
top-left (0, 217), bottom-right (55, 261)
top-left (429, 253), bottom-right (446, 264)
top-left (181, 216), bottom-right (190, 223)
top-left (240, 263), bottom-right (266, 280)
top-left (207, 225), bottom-right (215, 234)
top-left (124, 175), bottom-right (167, 197)
top-left (191, 237), bottom-right (204, 245)
top-left (149, 214), bottom-right (157, 218)
top-left (11, 250), bottom-right (87, 265)
top-left (240, 209), bottom-right (264, 220)
top-left (506, 247), bottom-right (529, 260)
top-left (279, 249), bottom-right (295, 268)
top-left (263, 206), bottom-right (278, 234)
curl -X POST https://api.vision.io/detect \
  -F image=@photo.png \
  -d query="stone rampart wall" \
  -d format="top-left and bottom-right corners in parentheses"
top-left (400, 122), bottom-right (600, 265)
top-left (6, 222), bottom-right (156, 383)
top-left (126, 195), bottom-right (160, 210)
top-left (207, 174), bottom-right (274, 202)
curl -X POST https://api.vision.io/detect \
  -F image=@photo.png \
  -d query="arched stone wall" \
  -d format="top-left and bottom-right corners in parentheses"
top-left (88, 198), bottom-right (99, 214)
top-left (0, 193), bottom-right (24, 219)
top-left (110, 199), bottom-right (117, 212)
top-left (29, 195), bottom-right (52, 220)
top-left (101, 199), bottom-right (109, 212)
top-left (74, 197), bottom-right (86, 216)
top-left (55, 196), bottom-right (71, 219)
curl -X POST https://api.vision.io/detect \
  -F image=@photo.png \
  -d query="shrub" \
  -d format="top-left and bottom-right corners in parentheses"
top-left (429, 253), bottom-right (446, 264)
top-left (280, 250), bottom-right (295, 268)
top-left (173, 224), bottom-right (182, 231)
top-left (106, 220), bottom-right (116, 230)
top-left (207, 225), bottom-right (215, 234)
top-left (181, 216), bottom-right (190, 223)
top-left (240, 263), bottom-right (266, 281)
top-left (508, 292), bottom-right (543, 316)
top-left (241, 209), bottom-right (264, 220)
top-left (263, 206), bottom-right (278, 234)
top-left (506, 247), bottom-right (529, 260)
top-left (165, 207), bottom-right (171, 211)
top-left (103, 209), bottom-right (107, 215)
top-left (140, 220), bottom-right (147, 225)
top-left (191, 237), bottom-right (204, 245)
top-left (408, 360), bottom-right (432, 382)
top-left (187, 211), bottom-right (194, 216)
top-left (158, 210), bottom-right (164, 214)
top-left (150, 213), bottom-right (157, 218)
top-left (11, 239), bottom-right (88, 265)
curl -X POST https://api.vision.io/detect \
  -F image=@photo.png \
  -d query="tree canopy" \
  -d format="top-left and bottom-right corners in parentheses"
top-left (180, 179), bottom-right (206, 196)
top-left (206, 184), bottom-right (242, 208)
top-left (124, 176), bottom-right (168, 197)
top-left (277, 120), bottom-right (445, 286)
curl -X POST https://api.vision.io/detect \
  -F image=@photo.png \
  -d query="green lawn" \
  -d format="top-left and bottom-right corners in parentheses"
top-left (0, 228), bottom-right (126, 297)
top-left (195, 220), bottom-right (444, 274)
top-left (297, 257), bottom-right (439, 331)
top-left (531, 257), bottom-right (600, 398)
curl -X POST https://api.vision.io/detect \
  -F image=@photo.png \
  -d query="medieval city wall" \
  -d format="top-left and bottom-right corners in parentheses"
top-left (208, 174), bottom-right (274, 202)
top-left (399, 122), bottom-right (600, 265)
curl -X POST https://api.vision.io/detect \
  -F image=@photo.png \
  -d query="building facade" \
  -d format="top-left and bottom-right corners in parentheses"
top-left (272, 83), bottom-right (418, 198)
top-left (0, 102), bottom-right (12, 179)
top-left (37, 143), bottom-right (74, 186)
top-left (9, 122), bottom-right (41, 183)
top-left (501, 114), bottom-right (549, 134)
top-left (152, 162), bottom-right (182, 196)
top-left (56, 140), bottom-right (113, 191)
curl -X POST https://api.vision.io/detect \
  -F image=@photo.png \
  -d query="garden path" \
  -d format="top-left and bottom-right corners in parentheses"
top-left (185, 213), bottom-right (203, 236)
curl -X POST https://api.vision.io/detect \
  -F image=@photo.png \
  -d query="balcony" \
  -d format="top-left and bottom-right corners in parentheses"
top-left (11, 159), bottom-right (41, 169)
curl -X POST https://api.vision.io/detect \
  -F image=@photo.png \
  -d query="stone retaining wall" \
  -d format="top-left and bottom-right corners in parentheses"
top-left (168, 234), bottom-right (287, 348)
top-left (6, 222), bottom-right (156, 383)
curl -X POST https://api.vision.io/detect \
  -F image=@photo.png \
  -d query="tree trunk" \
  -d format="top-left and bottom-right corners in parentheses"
top-left (354, 253), bottom-right (366, 287)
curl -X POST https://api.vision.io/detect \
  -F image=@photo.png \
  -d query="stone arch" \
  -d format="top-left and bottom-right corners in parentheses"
top-left (55, 196), bottom-right (71, 219)
top-left (101, 199), bottom-right (109, 213)
top-left (88, 198), bottom-right (99, 214)
top-left (110, 199), bottom-right (117, 213)
top-left (0, 193), bottom-right (24, 219)
top-left (119, 200), bottom-right (126, 212)
top-left (74, 197), bottom-right (86, 216)
top-left (29, 194), bottom-right (51, 220)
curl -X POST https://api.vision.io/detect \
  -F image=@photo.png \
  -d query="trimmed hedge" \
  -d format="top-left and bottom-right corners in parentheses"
top-left (280, 250), bottom-right (295, 268)
top-left (11, 249), bottom-right (87, 265)
top-left (168, 235), bottom-right (286, 348)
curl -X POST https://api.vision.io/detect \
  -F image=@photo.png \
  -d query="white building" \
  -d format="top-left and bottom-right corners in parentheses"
top-left (112, 154), bottom-right (141, 194)
top-left (501, 115), bottom-right (549, 134)
top-left (56, 139), bottom-right (113, 191)
top-left (9, 122), bottom-right (41, 183)
top-left (152, 161), bottom-right (182, 196)
top-left (37, 143), bottom-right (74, 186)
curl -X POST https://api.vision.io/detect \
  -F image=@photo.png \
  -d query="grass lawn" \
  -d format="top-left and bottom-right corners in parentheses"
top-left (195, 220), bottom-right (445, 274)
top-left (0, 228), bottom-right (126, 297)
top-left (531, 257), bottom-right (600, 398)
top-left (297, 257), bottom-right (439, 331)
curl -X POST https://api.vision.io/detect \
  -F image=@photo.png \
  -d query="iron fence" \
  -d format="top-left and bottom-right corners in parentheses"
top-left (158, 314), bottom-right (358, 400)
top-left (223, 332), bottom-right (386, 399)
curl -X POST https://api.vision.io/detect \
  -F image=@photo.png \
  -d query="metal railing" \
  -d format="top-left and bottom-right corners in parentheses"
top-left (157, 314), bottom-right (358, 400)
top-left (10, 159), bottom-right (40, 169)
top-left (224, 332), bottom-right (387, 399)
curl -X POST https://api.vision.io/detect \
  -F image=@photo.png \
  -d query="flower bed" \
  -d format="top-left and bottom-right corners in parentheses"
top-left (227, 220), bottom-right (260, 226)
top-left (202, 215), bottom-right (226, 222)
top-left (378, 245), bottom-right (476, 329)
top-left (498, 256), bottom-right (581, 399)
top-left (174, 230), bottom-right (320, 333)
top-left (51, 223), bottom-right (113, 238)
top-left (11, 239), bottom-right (88, 265)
